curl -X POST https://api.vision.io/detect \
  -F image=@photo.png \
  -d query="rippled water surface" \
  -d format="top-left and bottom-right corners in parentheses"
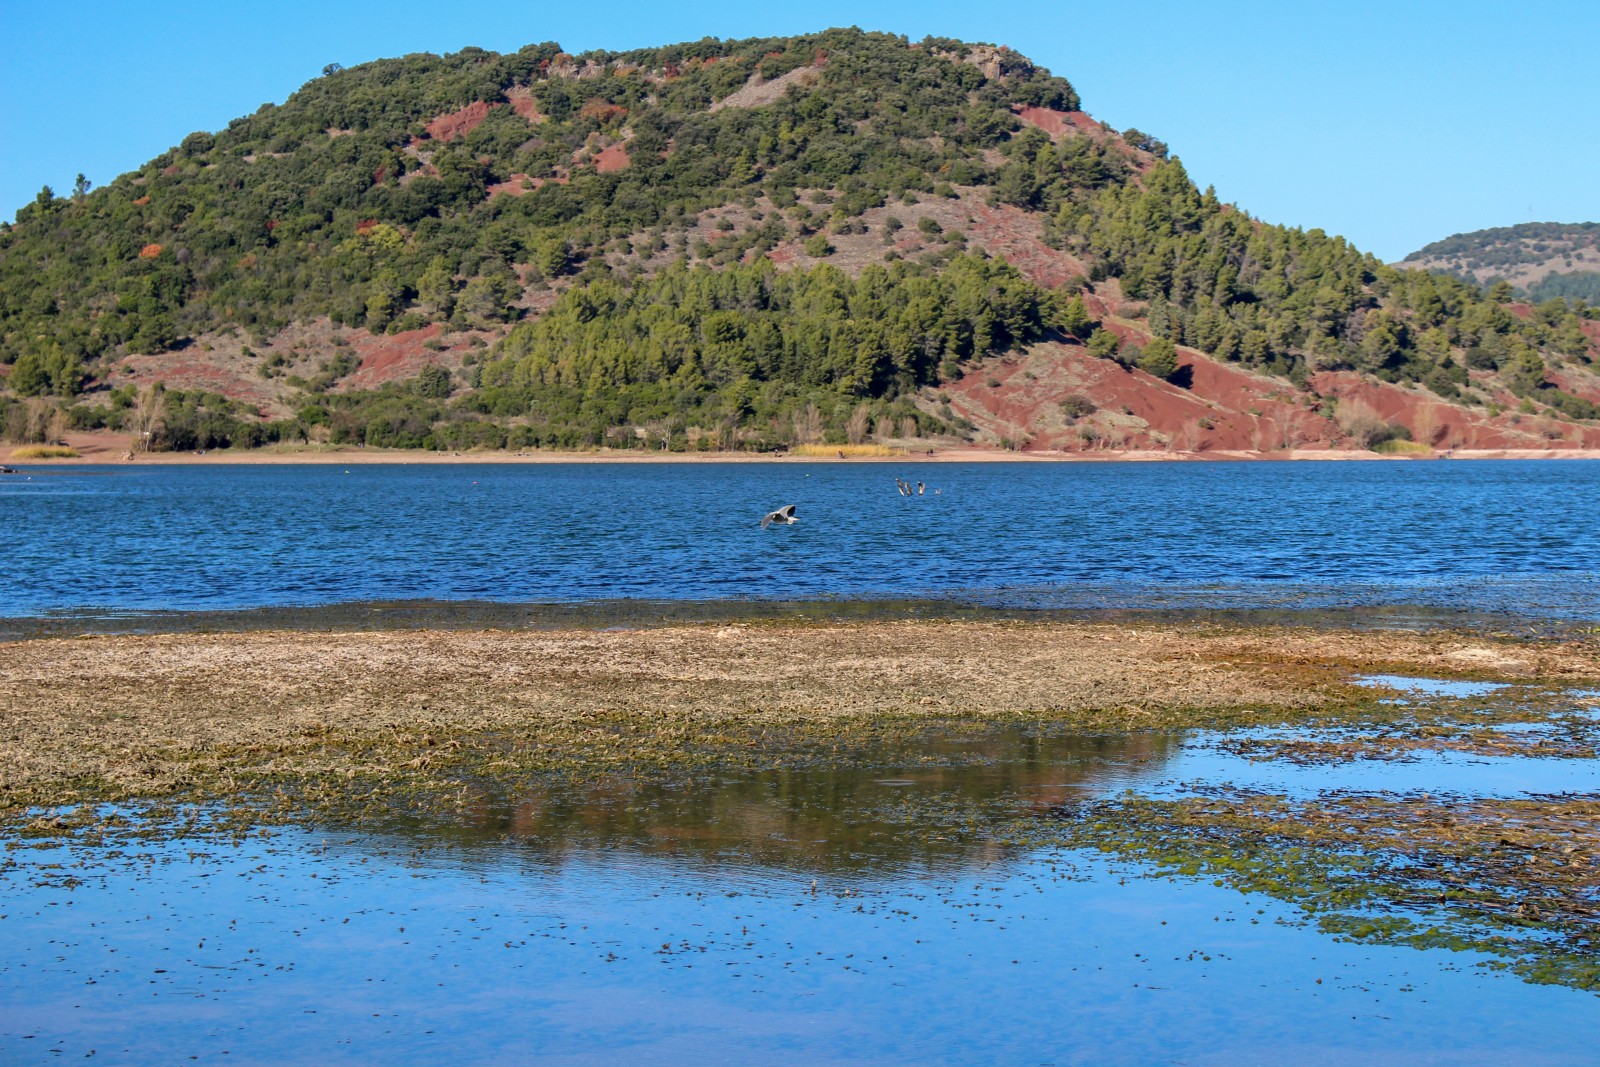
top-left (4, 459), bottom-right (1600, 618)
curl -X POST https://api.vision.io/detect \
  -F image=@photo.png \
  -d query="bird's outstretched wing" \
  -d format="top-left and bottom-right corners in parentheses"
top-left (760, 504), bottom-right (798, 528)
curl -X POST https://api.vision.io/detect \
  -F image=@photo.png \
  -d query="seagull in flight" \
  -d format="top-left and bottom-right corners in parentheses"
top-left (760, 504), bottom-right (799, 528)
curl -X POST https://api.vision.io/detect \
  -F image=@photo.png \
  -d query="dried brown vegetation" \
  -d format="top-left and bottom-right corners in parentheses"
top-left (5, 621), bottom-right (1597, 822)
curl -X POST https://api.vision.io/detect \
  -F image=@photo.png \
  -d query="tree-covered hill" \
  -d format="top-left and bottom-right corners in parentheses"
top-left (1399, 223), bottom-right (1600, 304)
top-left (2, 28), bottom-right (1597, 454)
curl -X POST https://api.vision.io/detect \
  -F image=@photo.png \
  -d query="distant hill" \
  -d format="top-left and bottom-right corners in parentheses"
top-left (1398, 223), bottom-right (1600, 304)
top-left (3, 29), bottom-right (1599, 456)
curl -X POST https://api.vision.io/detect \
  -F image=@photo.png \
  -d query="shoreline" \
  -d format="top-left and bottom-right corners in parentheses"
top-left (10, 432), bottom-right (1600, 465)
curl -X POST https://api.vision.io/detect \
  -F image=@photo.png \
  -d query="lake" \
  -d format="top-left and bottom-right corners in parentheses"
top-left (4, 459), bottom-right (1599, 1063)
top-left (3, 459), bottom-right (1599, 623)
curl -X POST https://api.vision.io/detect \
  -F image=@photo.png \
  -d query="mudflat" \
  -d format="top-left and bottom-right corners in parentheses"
top-left (6, 619), bottom-right (1598, 816)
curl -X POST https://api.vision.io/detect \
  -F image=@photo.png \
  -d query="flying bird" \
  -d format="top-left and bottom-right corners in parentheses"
top-left (761, 504), bottom-right (799, 528)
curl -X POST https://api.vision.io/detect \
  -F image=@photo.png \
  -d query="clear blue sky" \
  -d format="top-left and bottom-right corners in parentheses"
top-left (2, 1), bottom-right (1595, 261)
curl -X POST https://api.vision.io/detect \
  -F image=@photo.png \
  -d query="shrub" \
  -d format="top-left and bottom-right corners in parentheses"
top-left (802, 233), bottom-right (833, 257)
top-left (1374, 438), bottom-right (1431, 455)
top-left (10, 444), bottom-right (79, 459)
top-left (1059, 394), bottom-right (1096, 419)
top-left (791, 443), bottom-right (897, 457)
top-left (1334, 397), bottom-right (1387, 448)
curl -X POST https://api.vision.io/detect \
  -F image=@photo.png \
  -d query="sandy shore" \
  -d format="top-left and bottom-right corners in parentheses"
top-left (9, 431), bottom-right (1600, 465)
top-left (6, 618), bottom-right (1596, 815)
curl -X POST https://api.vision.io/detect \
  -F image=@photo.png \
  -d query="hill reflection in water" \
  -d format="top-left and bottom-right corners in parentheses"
top-left (444, 730), bottom-right (1181, 877)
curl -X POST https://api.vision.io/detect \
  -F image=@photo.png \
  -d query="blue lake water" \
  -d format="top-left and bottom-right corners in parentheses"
top-left (3, 459), bottom-right (1599, 620)
top-left (6, 460), bottom-right (1600, 1060)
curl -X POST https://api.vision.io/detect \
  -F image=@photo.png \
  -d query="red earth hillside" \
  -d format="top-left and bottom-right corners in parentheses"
top-left (423, 101), bottom-right (499, 143)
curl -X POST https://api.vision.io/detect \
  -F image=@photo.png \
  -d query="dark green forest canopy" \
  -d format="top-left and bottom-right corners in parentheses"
top-left (1054, 161), bottom-right (1593, 396)
top-left (1, 27), bottom-right (1595, 447)
top-left (486, 254), bottom-right (1049, 398)
top-left (0, 29), bottom-right (1072, 364)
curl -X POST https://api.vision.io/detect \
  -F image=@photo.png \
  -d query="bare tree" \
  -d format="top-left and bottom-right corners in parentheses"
top-left (846, 403), bottom-right (871, 445)
top-left (1334, 397), bottom-right (1386, 448)
top-left (1279, 409), bottom-right (1322, 452)
top-left (1172, 419), bottom-right (1201, 452)
top-left (127, 385), bottom-right (166, 452)
top-left (5, 398), bottom-right (63, 444)
top-left (1413, 404), bottom-right (1443, 448)
top-left (791, 403), bottom-right (824, 444)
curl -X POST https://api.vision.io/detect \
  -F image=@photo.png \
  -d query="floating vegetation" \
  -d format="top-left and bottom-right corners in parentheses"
top-left (1218, 681), bottom-right (1600, 764)
top-left (1043, 790), bottom-right (1600, 991)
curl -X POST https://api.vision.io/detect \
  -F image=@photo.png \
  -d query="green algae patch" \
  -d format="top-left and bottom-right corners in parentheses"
top-left (1044, 791), bottom-right (1600, 991)
top-left (1219, 682), bottom-right (1600, 764)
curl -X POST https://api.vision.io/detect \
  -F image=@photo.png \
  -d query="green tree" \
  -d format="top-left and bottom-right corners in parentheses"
top-left (1137, 336), bottom-right (1179, 380)
top-left (803, 233), bottom-right (834, 257)
top-left (1087, 327), bottom-right (1122, 361)
top-left (536, 238), bottom-right (571, 279)
top-left (458, 277), bottom-right (512, 326)
top-left (415, 365), bottom-right (453, 398)
top-left (7, 352), bottom-right (50, 396)
top-left (1501, 347), bottom-right (1548, 395)
top-left (1058, 294), bottom-right (1094, 338)
top-left (365, 271), bottom-right (405, 333)
top-left (417, 260), bottom-right (457, 318)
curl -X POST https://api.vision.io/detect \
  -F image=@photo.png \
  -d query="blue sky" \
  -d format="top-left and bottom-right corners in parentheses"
top-left (2, 1), bottom-right (1595, 261)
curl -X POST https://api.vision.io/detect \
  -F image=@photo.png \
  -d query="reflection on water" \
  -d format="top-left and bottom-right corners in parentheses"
top-left (457, 730), bottom-right (1179, 876)
top-left (5, 723), bottom-right (1600, 1064)
top-left (1354, 674), bottom-right (1512, 700)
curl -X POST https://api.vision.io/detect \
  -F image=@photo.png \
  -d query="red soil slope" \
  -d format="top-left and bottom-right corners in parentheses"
top-left (592, 143), bottom-right (631, 173)
top-left (424, 102), bottom-right (498, 143)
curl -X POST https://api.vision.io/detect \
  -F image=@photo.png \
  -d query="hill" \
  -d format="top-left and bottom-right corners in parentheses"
top-left (3, 29), bottom-right (1599, 455)
top-left (1399, 223), bottom-right (1600, 305)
